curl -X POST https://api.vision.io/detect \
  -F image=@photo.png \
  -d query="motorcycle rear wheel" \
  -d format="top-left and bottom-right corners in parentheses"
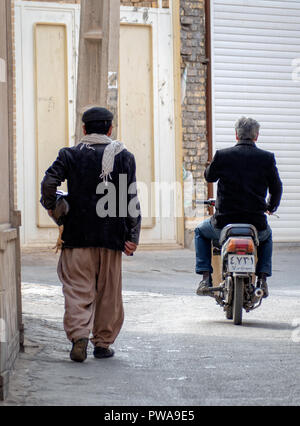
top-left (233, 276), bottom-right (244, 325)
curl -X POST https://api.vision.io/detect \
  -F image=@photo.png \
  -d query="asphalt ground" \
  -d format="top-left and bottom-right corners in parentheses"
top-left (1, 246), bottom-right (299, 406)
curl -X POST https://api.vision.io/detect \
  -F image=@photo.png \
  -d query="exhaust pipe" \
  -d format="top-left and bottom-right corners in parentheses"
top-left (255, 288), bottom-right (264, 299)
top-left (252, 288), bottom-right (264, 303)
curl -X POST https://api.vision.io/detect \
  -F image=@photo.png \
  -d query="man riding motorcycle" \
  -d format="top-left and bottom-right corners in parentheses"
top-left (195, 117), bottom-right (283, 298)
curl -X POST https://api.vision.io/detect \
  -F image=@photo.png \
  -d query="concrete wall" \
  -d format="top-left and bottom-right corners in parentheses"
top-left (0, 0), bottom-right (22, 401)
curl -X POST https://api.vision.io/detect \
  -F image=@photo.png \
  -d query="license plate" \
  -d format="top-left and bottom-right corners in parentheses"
top-left (228, 255), bottom-right (255, 273)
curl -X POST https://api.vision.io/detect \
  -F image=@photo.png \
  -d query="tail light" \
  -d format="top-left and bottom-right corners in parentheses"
top-left (226, 238), bottom-right (255, 255)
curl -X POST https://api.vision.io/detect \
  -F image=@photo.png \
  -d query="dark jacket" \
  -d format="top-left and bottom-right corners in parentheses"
top-left (40, 143), bottom-right (141, 251)
top-left (205, 140), bottom-right (283, 231)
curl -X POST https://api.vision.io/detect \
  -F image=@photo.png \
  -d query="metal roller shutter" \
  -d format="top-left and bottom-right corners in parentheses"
top-left (211, 0), bottom-right (300, 242)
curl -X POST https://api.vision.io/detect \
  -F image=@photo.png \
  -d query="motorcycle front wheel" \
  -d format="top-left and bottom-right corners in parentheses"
top-left (233, 276), bottom-right (244, 325)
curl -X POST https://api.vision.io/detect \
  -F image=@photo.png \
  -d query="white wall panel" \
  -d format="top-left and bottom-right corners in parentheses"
top-left (211, 0), bottom-right (300, 241)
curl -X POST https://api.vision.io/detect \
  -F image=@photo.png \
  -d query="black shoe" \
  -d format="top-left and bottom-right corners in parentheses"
top-left (256, 278), bottom-right (269, 299)
top-left (94, 346), bottom-right (115, 359)
top-left (70, 338), bottom-right (89, 363)
top-left (196, 275), bottom-right (212, 296)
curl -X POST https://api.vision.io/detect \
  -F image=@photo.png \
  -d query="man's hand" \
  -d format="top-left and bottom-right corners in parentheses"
top-left (124, 241), bottom-right (138, 256)
top-left (48, 210), bottom-right (54, 218)
top-left (266, 210), bottom-right (280, 218)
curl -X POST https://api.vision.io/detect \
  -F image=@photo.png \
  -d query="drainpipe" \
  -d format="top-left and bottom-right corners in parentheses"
top-left (205, 0), bottom-right (213, 204)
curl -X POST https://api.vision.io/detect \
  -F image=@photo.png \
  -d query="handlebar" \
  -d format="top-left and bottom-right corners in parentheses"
top-left (195, 198), bottom-right (216, 207)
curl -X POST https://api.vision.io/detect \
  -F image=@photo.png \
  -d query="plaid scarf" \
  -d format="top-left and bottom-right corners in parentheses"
top-left (80, 133), bottom-right (125, 185)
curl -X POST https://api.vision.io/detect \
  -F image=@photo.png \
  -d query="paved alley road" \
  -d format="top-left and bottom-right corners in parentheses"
top-left (1, 247), bottom-right (300, 406)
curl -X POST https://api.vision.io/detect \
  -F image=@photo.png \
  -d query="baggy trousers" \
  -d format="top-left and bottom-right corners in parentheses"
top-left (57, 247), bottom-right (124, 348)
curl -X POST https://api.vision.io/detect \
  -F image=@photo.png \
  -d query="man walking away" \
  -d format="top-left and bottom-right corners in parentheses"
top-left (41, 107), bottom-right (141, 363)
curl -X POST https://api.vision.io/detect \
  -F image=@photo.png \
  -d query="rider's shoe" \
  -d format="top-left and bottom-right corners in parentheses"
top-left (196, 273), bottom-right (212, 296)
top-left (256, 275), bottom-right (269, 299)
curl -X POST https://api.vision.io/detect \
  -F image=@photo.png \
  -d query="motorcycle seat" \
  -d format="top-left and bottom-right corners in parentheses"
top-left (219, 224), bottom-right (259, 246)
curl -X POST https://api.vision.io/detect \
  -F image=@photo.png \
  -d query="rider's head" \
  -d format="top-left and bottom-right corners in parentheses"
top-left (235, 117), bottom-right (260, 143)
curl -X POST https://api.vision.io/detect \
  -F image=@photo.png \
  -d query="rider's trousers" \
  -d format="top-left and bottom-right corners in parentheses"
top-left (195, 218), bottom-right (273, 277)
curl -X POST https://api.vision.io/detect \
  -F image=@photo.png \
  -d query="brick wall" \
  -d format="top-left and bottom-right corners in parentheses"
top-left (180, 0), bottom-right (208, 210)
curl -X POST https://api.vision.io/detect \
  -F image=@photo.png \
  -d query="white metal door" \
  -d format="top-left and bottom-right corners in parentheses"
top-left (211, 0), bottom-right (300, 242)
top-left (15, 1), bottom-right (80, 246)
top-left (16, 2), bottom-right (178, 247)
top-left (120, 6), bottom-right (178, 247)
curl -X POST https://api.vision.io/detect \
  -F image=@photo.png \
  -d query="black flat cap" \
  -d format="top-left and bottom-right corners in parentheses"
top-left (82, 107), bottom-right (114, 123)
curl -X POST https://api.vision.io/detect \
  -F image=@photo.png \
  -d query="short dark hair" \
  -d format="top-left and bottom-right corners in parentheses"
top-left (84, 120), bottom-right (112, 135)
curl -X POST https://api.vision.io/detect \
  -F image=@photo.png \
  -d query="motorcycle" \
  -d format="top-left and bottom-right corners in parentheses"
top-left (199, 199), bottom-right (265, 325)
